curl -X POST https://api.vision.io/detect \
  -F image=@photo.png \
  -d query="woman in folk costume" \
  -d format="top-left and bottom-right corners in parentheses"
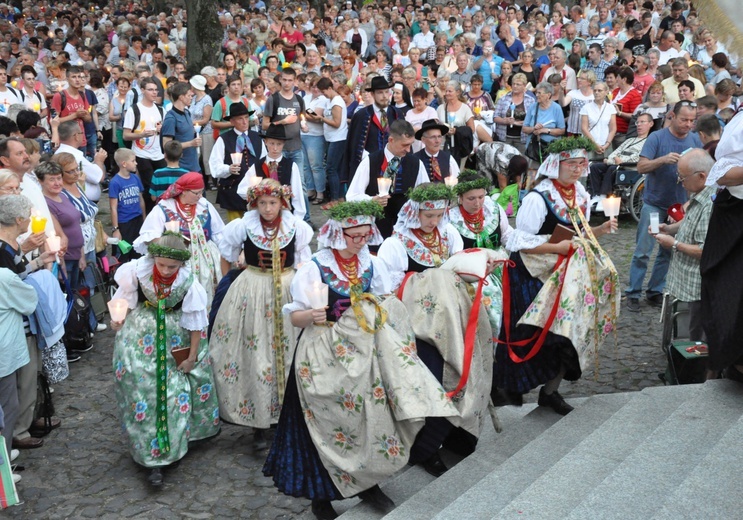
top-left (111, 233), bottom-right (220, 487)
top-left (449, 171), bottom-right (515, 338)
top-left (377, 183), bottom-right (500, 476)
top-left (134, 173), bottom-right (225, 310)
top-left (495, 136), bottom-right (619, 415)
top-left (209, 179), bottom-right (313, 451)
top-left (263, 201), bottom-right (458, 520)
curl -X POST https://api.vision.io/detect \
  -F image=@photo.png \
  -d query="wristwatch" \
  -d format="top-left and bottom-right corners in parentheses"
top-left (672, 239), bottom-right (679, 252)
top-left (112, 226), bottom-right (119, 232)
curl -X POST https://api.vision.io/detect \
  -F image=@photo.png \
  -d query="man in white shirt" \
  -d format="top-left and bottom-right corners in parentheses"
top-left (55, 121), bottom-right (107, 203)
top-left (413, 119), bottom-right (460, 182)
top-left (0, 63), bottom-right (20, 117)
top-left (653, 30), bottom-right (683, 66)
top-left (543, 48), bottom-right (578, 92)
top-left (411, 20), bottom-right (435, 55)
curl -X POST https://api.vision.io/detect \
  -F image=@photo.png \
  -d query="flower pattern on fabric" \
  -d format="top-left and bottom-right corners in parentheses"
top-left (297, 361), bottom-right (316, 389)
top-left (260, 367), bottom-right (274, 386)
top-left (213, 322), bottom-right (232, 343)
top-left (315, 261), bottom-right (373, 297)
top-left (377, 434), bottom-right (404, 461)
top-left (332, 427), bottom-right (358, 453)
top-left (115, 361), bottom-right (126, 381)
top-left (398, 336), bottom-right (420, 366)
top-left (177, 393), bottom-right (190, 414)
top-left (415, 293), bottom-right (438, 315)
top-left (247, 223), bottom-right (296, 251)
top-left (244, 334), bottom-right (259, 351)
top-left (237, 399), bottom-right (255, 422)
top-left (219, 362), bottom-right (239, 383)
top-left (333, 469), bottom-right (358, 489)
top-left (150, 438), bottom-right (162, 459)
top-left (134, 401), bottom-right (148, 422)
top-left (371, 377), bottom-right (387, 405)
top-left (197, 383), bottom-right (212, 402)
top-left (393, 231), bottom-right (450, 268)
top-left (337, 388), bottom-right (364, 414)
top-left (334, 337), bottom-right (358, 365)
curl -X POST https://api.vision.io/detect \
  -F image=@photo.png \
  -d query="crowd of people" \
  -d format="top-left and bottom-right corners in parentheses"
top-left (0, 0), bottom-right (741, 517)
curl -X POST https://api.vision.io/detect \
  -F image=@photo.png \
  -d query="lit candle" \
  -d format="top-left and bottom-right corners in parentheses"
top-left (164, 221), bottom-right (180, 233)
top-left (248, 176), bottom-right (262, 187)
top-left (30, 213), bottom-right (47, 234)
top-left (304, 281), bottom-right (329, 310)
top-left (230, 152), bottom-right (243, 165)
top-left (33, 103), bottom-right (41, 112)
top-left (602, 195), bottom-right (621, 233)
top-left (444, 176), bottom-right (458, 188)
top-left (377, 177), bottom-right (392, 196)
top-left (107, 298), bottom-right (129, 322)
top-left (46, 234), bottom-right (61, 252)
top-left (194, 123), bottom-right (201, 135)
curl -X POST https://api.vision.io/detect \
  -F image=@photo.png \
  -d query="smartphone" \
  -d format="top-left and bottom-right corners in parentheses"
top-left (306, 109), bottom-right (316, 116)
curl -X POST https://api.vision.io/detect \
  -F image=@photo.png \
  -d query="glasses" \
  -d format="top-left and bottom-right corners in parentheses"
top-left (677, 171), bottom-right (703, 184)
top-left (562, 159), bottom-right (588, 170)
top-left (186, 189), bottom-right (204, 196)
top-left (63, 167), bottom-right (80, 174)
top-left (677, 101), bottom-right (697, 108)
top-left (343, 231), bottom-right (374, 244)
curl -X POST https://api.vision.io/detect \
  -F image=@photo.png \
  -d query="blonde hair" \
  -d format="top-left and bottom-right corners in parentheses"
top-left (114, 148), bottom-right (136, 167)
top-left (51, 151), bottom-right (77, 171)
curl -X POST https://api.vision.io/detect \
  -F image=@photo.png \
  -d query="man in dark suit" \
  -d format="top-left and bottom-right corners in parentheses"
top-left (413, 119), bottom-right (460, 182)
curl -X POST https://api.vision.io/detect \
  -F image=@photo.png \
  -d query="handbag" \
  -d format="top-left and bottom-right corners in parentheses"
top-left (94, 219), bottom-right (106, 253)
top-left (525, 103), bottom-right (547, 162)
top-left (42, 340), bottom-right (70, 385)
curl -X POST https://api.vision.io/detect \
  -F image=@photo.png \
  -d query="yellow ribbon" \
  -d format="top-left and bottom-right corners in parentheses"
top-left (349, 284), bottom-right (388, 334)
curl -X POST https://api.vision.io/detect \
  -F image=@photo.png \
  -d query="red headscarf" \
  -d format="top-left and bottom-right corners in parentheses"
top-left (158, 172), bottom-right (205, 201)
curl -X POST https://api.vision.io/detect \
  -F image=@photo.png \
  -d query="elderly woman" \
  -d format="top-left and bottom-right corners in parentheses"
top-left (523, 82), bottom-right (567, 166)
top-left (558, 70), bottom-right (596, 136)
top-left (580, 81), bottom-right (617, 159)
top-left (493, 72), bottom-right (536, 155)
top-left (134, 173), bottom-right (225, 309)
top-left (52, 153), bottom-right (104, 332)
top-left (111, 233), bottom-right (219, 487)
top-left (437, 81), bottom-right (478, 161)
top-left (189, 75), bottom-right (214, 181)
top-left (209, 179), bottom-right (312, 450)
top-left (495, 137), bottom-right (618, 415)
top-left (0, 195), bottom-right (41, 474)
top-left (264, 201), bottom-right (457, 519)
top-left (38, 161), bottom-right (85, 284)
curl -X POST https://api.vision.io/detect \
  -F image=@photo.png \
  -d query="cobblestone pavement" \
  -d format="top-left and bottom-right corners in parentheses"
top-left (6, 192), bottom-right (668, 518)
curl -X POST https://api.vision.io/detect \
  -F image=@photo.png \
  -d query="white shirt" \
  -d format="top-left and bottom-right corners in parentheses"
top-left (345, 29), bottom-right (368, 57)
top-left (123, 103), bottom-right (165, 160)
top-left (55, 143), bottom-right (104, 203)
top-left (237, 156), bottom-right (307, 220)
top-left (579, 101), bottom-right (617, 148)
top-left (208, 129), bottom-right (267, 179)
top-left (0, 87), bottom-right (20, 117)
top-left (412, 30), bottom-right (435, 51)
top-left (323, 95), bottom-right (348, 143)
top-left (19, 172), bottom-right (55, 255)
top-left (346, 146), bottom-right (430, 201)
top-left (654, 46), bottom-right (682, 66)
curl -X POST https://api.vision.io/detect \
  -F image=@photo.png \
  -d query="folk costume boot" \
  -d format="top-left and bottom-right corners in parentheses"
top-left (358, 484), bottom-right (395, 513)
top-left (311, 499), bottom-right (338, 520)
top-left (148, 468), bottom-right (164, 487)
top-left (422, 451), bottom-right (448, 478)
top-left (253, 428), bottom-right (268, 451)
top-left (538, 387), bottom-right (574, 415)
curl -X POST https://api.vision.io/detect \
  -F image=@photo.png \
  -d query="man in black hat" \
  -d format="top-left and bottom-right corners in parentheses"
top-left (414, 119), bottom-right (460, 182)
top-left (209, 102), bottom-right (266, 222)
top-left (238, 123), bottom-right (306, 220)
top-left (345, 76), bottom-right (404, 185)
top-left (346, 119), bottom-right (429, 240)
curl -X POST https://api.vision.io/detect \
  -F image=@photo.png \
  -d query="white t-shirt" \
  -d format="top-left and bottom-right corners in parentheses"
top-left (655, 46), bottom-right (682, 66)
top-left (302, 93), bottom-right (327, 137)
top-left (0, 88), bottom-right (20, 117)
top-left (123, 103), bottom-right (164, 160)
top-left (323, 95), bottom-right (348, 143)
top-left (579, 101), bottom-right (617, 147)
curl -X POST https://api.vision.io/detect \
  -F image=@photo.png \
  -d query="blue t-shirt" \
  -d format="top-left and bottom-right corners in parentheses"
top-left (109, 173), bottom-right (144, 223)
top-left (640, 128), bottom-right (702, 211)
top-left (161, 107), bottom-right (200, 172)
top-left (524, 101), bottom-right (566, 143)
top-left (477, 55), bottom-right (504, 92)
top-left (495, 39), bottom-right (524, 62)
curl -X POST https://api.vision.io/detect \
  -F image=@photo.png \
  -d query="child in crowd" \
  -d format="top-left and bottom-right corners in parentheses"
top-left (109, 148), bottom-right (146, 262)
top-left (149, 140), bottom-right (189, 200)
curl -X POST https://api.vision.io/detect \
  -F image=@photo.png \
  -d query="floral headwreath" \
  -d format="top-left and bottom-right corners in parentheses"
top-left (246, 182), bottom-right (293, 209)
top-left (538, 136), bottom-right (596, 179)
top-left (317, 201), bottom-right (384, 250)
top-left (453, 170), bottom-right (492, 196)
top-left (395, 184), bottom-right (454, 230)
top-left (147, 232), bottom-right (191, 262)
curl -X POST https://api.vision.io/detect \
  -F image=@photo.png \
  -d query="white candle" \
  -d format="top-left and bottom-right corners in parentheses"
top-left (649, 212), bottom-right (660, 234)
top-left (444, 176), bottom-right (458, 187)
top-left (602, 195), bottom-right (621, 233)
top-left (377, 177), bottom-right (392, 196)
top-left (194, 124), bottom-right (201, 134)
top-left (164, 221), bottom-right (180, 233)
top-left (107, 298), bottom-right (129, 322)
top-left (46, 234), bottom-right (61, 252)
top-left (230, 152), bottom-right (243, 165)
top-left (304, 281), bottom-right (329, 310)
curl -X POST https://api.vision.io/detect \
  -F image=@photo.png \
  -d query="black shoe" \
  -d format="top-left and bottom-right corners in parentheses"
top-left (422, 452), bottom-right (448, 478)
top-left (66, 352), bottom-right (82, 363)
top-left (491, 386), bottom-right (523, 407)
top-left (148, 468), bottom-right (163, 487)
top-left (726, 364), bottom-right (743, 383)
top-left (311, 500), bottom-right (338, 520)
top-left (646, 294), bottom-right (664, 307)
top-left (358, 485), bottom-right (395, 513)
top-left (71, 343), bottom-right (94, 353)
top-left (626, 298), bottom-right (640, 312)
top-left (538, 387), bottom-right (574, 415)
top-left (253, 428), bottom-right (268, 451)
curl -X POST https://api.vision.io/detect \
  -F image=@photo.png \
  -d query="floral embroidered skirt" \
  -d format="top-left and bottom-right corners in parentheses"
top-left (264, 295), bottom-right (458, 499)
top-left (210, 268), bottom-right (298, 429)
top-left (113, 306), bottom-right (220, 468)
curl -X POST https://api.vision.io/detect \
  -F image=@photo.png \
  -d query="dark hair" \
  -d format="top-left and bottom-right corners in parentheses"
top-left (696, 113), bottom-right (722, 136)
top-left (712, 52), bottom-right (728, 69)
top-left (506, 155), bottom-right (528, 185)
top-left (250, 78), bottom-right (265, 91)
top-left (154, 61), bottom-right (168, 75)
top-left (389, 119), bottom-right (415, 138)
top-left (696, 95), bottom-right (718, 110)
top-left (0, 118), bottom-right (19, 139)
top-left (34, 160), bottom-right (64, 181)
top-left (16, 110), bottom-right (40, 134)
top-left (281, 67), bottom-right (297, 78)
top-left (88, 68), bottom-right (104, 88)
top-left (672, 100), bottom-right (697, 115)
top-left (226, 73), bottom-right (242, 86)
top-left (20, 65), bottom-right (36, 78)
top-left (163, 140), bottom-right (183, 162)
top-left (678, 79), bottom-right (695, 92)
top-left (170, 81), bottom-right (191, 100)
top-left (66, 65), bottom-right (83, 77)
top-left (618, 66), bottom-right (635, 84)
top-left (316, 77), bottom-right (333, 91)
top-left (604, 65), bottom-right (621, 78)
top-left (412, 87), bottom-right (427, 99)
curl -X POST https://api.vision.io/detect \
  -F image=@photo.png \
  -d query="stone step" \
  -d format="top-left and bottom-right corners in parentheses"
top-left (432, 392), bottom-right (633, 520)
top-left (565, 380), bottom-right (743, 520)
top-left (652, 412), bottom-right (743, 520)
top-left (494, 384), bottom-right (702, 519)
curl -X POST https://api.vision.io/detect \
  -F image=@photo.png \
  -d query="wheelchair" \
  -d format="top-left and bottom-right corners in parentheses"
top-left (613, 166), bottom-right (645, 223)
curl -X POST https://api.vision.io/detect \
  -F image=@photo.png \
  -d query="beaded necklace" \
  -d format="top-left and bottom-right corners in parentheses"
top-left (332, 249), bottom-right (361, 285)
top-left (260, 215), bottom-right (282, 241)
top-left (460, 205), bottom-right (485, 233)
top-left (412, 227), bottom-right (445, 258)
top-left (551, 180), bottom-right (576, 209)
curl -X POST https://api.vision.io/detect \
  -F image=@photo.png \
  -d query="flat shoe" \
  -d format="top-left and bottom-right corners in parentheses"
top-left (358, 485), bottom-right (395, 513)
top-left (311, 500), bottom-right (338, 520)
top-left (148, 468), bottom-right (163, 487)
top-left (538, 387), bottom-right (574, 416)
top-left (12, 436), bottom-right (44, 449)
top-left (422, 452), bottom-right (448, 478)
top-left (312, 197), bottom-right (325, 205)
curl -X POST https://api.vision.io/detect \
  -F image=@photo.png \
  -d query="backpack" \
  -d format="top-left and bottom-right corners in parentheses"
top-left (123, 102), bottom-right (164, 149)
top-left (64, 287), bottom-right (93, 352)
top-left (213, 96), bottom-right (250, 139)
top-left (57, 89), bottom-right (90, 116)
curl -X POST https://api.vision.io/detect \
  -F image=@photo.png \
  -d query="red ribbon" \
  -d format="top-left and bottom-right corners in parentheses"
top-left (498, 247), bottom-right (574, 364)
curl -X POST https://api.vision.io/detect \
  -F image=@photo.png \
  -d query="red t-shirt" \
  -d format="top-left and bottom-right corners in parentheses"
top-left (281, 29), bottom-right (304, 62)
top-left (51, 89), bottom-right (89, 146)
top-left (632, 73), bottom-right (655, 97)
top-left (611, 87), bottom-right (643, 134)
